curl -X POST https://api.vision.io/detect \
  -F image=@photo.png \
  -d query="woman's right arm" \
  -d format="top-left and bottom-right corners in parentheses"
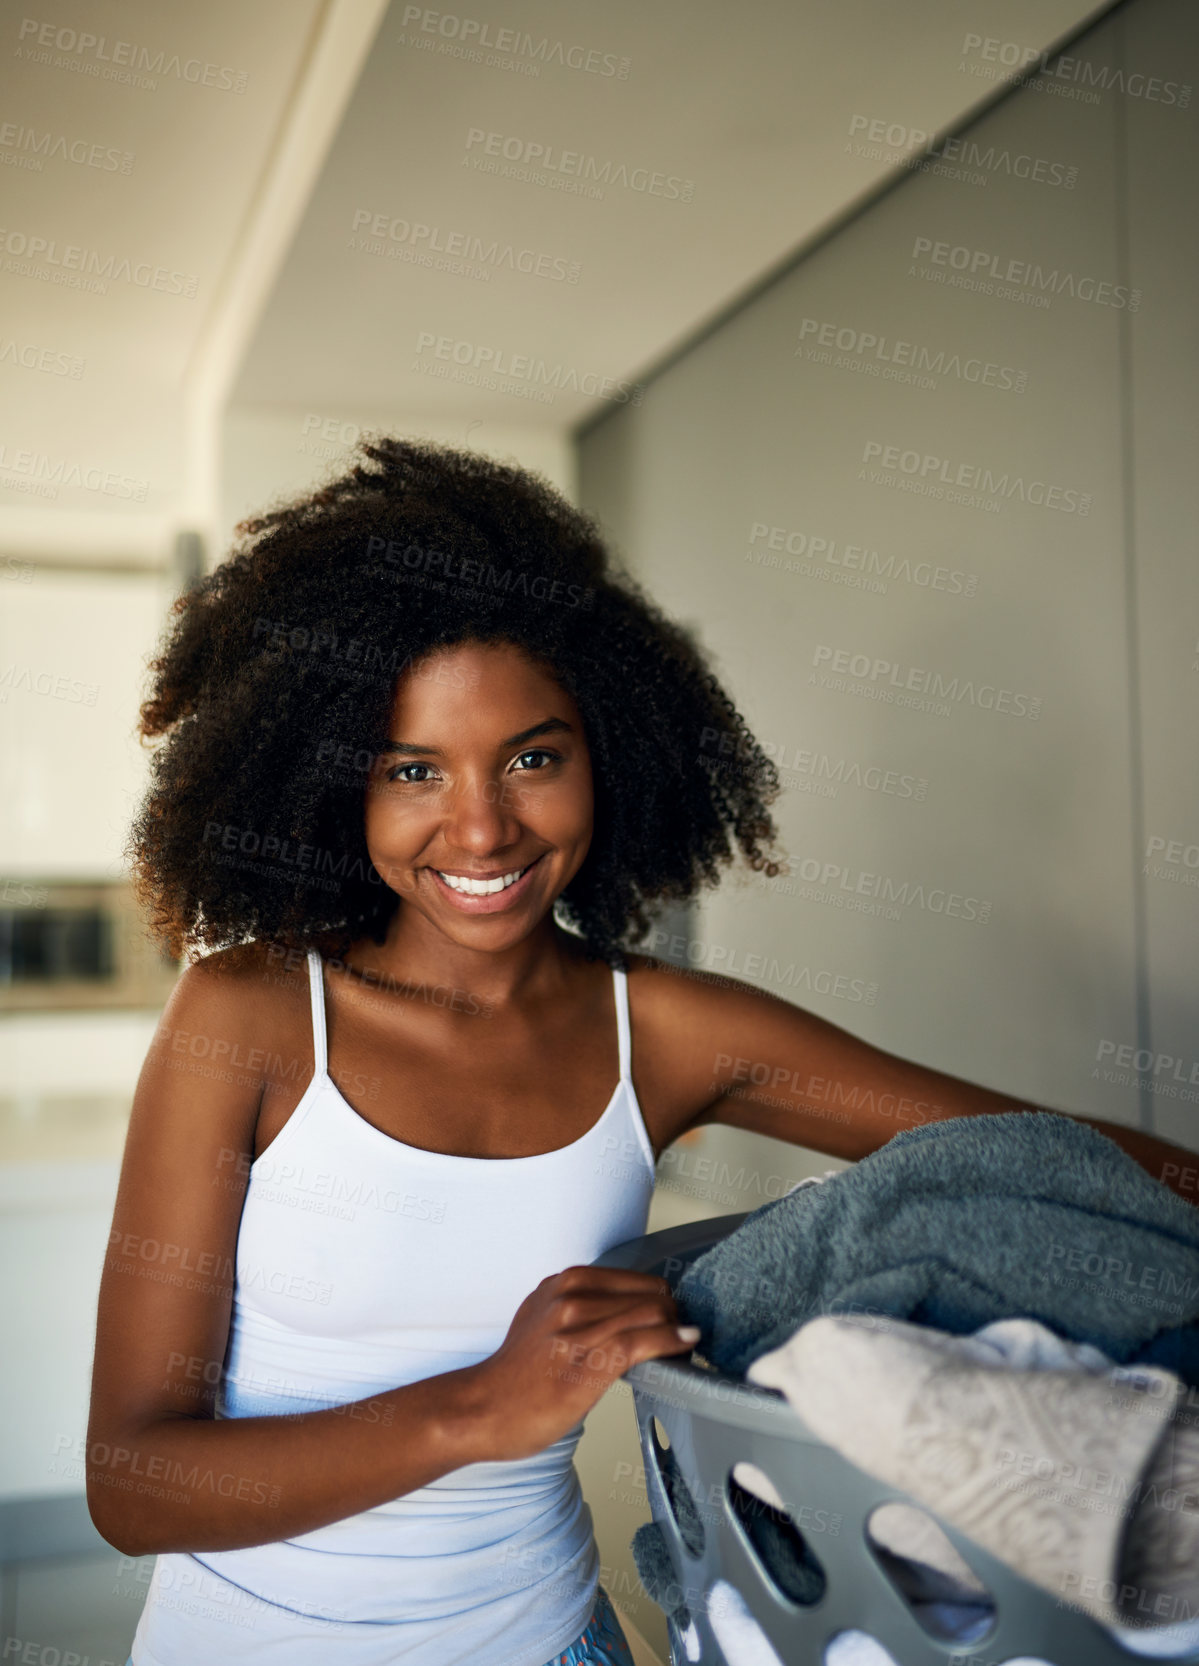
top-left (87, 948), bottom-right (691, 1557)
top-left (86, 947), bottom-right (499, 1556)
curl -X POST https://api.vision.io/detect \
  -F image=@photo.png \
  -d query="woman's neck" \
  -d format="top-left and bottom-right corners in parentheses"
top-left (328, 916), bottom-right (593, 1013)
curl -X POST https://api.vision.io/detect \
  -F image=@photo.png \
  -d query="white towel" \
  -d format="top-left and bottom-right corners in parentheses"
top-left (743, 1312), bottom-right (1187, 1629)
top-left (705, 1579), bottom-right (787, 1666)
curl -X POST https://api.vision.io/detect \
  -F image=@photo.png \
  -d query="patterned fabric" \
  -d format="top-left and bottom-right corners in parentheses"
top-left (125, 1586), bottom-right (636, 1666)
top-left (746, 1311), bottom-right (1189, 1631)
top-left (544, 1584), bottom-right (637, 1666)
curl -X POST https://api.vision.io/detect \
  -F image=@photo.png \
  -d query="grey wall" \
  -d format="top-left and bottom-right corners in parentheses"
top-left (579, 0), bottom-right (1199, 1159)
top-left (576, 13), bottom-right (1199, 1647)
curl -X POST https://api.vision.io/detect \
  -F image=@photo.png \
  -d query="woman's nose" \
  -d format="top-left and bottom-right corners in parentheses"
top-left (441, 774), bottom-right (525, 849)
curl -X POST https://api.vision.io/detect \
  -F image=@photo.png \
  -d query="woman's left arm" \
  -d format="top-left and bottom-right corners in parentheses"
top-left (667, 968), bottom-right (1198, 1206)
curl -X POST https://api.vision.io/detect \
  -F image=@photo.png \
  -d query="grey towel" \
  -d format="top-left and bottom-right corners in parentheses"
top-left (675, 1111), bottom-right (1199, 1383)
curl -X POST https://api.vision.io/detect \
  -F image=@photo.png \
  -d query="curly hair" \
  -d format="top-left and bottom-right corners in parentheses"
top-left (127, 434), bottom-right (788, 969)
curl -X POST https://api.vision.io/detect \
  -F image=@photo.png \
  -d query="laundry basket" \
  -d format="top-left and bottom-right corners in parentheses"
top-left (592, 1212), bottom-right (1199, 1666)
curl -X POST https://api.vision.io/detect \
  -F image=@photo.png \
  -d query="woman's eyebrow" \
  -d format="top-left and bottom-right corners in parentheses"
top-left (373, 716), bottom-right (575, 759)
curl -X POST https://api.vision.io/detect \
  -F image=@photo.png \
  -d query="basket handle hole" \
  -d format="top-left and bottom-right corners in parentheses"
top-left (725, 1466), bottom-right (826, 1606)
top-left (647, 1416), bottom-right (705, 1558)
top-left (864, 1501), bottom-right (996, 1644)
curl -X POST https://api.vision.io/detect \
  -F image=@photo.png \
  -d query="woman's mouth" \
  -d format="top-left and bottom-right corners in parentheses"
top-left (425, 852), bottom-right (548, 914)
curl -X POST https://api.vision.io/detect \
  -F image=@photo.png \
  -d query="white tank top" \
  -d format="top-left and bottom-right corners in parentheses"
top-left (131, 948), bottom-right (657, 1666)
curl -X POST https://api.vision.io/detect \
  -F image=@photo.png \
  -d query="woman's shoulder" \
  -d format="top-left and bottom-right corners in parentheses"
top-left (164, 939), bottom-right (313, 1046)
top-left (621, 947), bottom-right (743, 1042)
top-left (622, 947), bottom-right (778, 1063)
top-left (622, 948), bottom-right (762, 1010)
top-left (618, 950), bottom-right (776, 1141)
top-left (144, 941), bottom-right (322, 1137)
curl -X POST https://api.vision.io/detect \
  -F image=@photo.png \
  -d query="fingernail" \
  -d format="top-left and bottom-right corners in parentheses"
top-left (676, 1325), bottom-right (701, 1342)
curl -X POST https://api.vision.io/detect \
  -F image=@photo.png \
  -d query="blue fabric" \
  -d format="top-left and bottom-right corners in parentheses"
top-left (675, 1111), bottom-right (1199, 1382)
top-left (546, 1584), bottom-right (635, 1664)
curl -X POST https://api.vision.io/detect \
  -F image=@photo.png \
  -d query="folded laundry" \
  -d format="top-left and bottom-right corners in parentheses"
top-left (674, 1111), bottom-right (1199, 1384)
top-left (744, 1311), bottom-right (1199, 1630)
top-left (629, 1115), bottom-right (1199, 1659)
top-left (630, 1309), bottom-right (1199, 1655)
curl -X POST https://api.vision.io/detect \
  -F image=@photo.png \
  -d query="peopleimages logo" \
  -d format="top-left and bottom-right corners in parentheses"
top-left (747, 520), bottom-right (978, 598)
top-left (1143, 834), bottom-right (1199, 889)
top-left (958, 33), bottom-right (1191, 108)
top-left (1095, 1039), bottom-right (1199, 1092)
top-left (0, 225), bottom-right (197, 297)
top-left (910, 236), bottom-right (1139, 311)
top-left (398, 8), bottom-right (631, 77)
top-left (860, 439), bottom-right (1091, 515)
top-left (0, 336), bottom-right (84, 377)
top-left (463, 129), bottom-right (692, 201)
top-left (364, 534), bottom-right (595, 609)
top-left (0, 661), bottom-right (99, 704)
top-left (847, 114), bottom-right (1077, 187)
top-left (756, 854), bottom-right (992, 925)
top-left (796, 317), bottom-right (1027, 393)
top-left (413, 332), bottom-right (643, 404)
top-left (0, 442), bottom-right (149, 501)
top-left (349, 209), bottom-right (580, 283)
top-left (0, 121), bottom-right (133, 173)
top-left (15, 18), bottom-right (249, 91)
top-left (811, 643), bottom-right (1042, 720)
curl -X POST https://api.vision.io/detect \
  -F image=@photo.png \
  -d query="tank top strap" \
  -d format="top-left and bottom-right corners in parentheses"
top-left (305, 948), bottom-right (329, 1077)
top-left (612, 962), bottom-right (631, 1082)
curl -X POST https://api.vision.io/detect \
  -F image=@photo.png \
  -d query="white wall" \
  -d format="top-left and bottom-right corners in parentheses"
top-left (0, 1163), bottom-right (122, 1500)
top-left (0, 565), bottom-right (173, 1504)
top-left (0, 567), bottom-right (173, 878)
top-left (219, 406), bottom-right (576, 561)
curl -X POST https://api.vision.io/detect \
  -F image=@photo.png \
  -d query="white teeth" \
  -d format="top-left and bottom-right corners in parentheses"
top-left (436, 863), bottom-right (531, 896)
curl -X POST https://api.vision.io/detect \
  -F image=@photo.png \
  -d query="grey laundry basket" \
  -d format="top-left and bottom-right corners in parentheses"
top-left (593, 1211), bottom-right (1199, 1666)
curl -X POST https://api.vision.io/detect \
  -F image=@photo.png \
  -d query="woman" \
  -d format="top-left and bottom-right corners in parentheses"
top-left (89, 436), bottom-right (1193, 1666)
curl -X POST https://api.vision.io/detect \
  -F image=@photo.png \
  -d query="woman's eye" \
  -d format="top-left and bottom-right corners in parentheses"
top-left (385, 750), bottom-right (559, 784)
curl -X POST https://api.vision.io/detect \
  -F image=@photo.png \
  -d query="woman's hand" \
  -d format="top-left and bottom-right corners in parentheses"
top-left (469, 1265), bottom-right (698, 1461)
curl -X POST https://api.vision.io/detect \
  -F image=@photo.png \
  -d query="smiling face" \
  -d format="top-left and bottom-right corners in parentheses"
top-left (362, 639), bottom-right (595, 950)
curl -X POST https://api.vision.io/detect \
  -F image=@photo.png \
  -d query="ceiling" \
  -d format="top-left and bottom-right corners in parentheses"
top-left (0, 0), bottom-right (1115, 563)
